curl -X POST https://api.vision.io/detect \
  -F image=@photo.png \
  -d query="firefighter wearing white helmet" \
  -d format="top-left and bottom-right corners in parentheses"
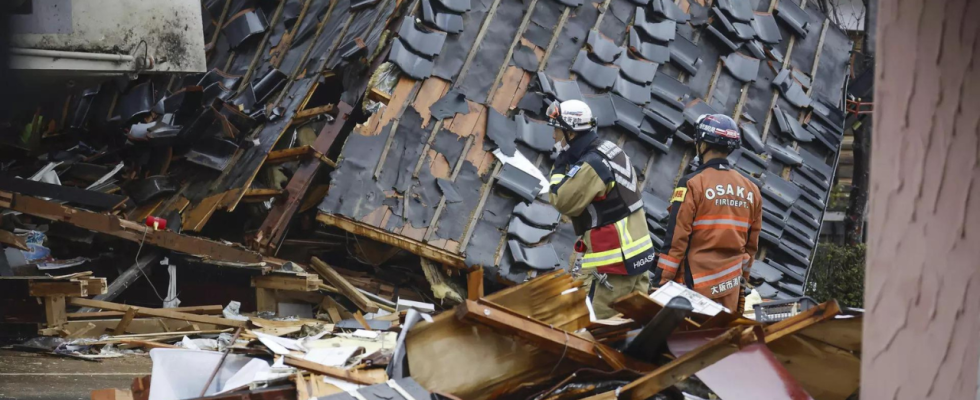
top-left (546, 100), bottom-right (656, 319)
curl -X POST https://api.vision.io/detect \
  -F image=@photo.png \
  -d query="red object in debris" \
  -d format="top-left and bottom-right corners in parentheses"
top-left (145, 216), bottom-right (167, 231)
top-left (574, 239), bottom-right (587, 253)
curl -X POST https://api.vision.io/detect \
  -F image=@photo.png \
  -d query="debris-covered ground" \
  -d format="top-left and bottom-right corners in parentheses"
top-left (0, 0), bottom-right (859, 398)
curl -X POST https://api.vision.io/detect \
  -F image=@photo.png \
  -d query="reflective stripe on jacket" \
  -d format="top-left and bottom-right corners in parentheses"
top-left (656, 158), bottom-right (763, 299)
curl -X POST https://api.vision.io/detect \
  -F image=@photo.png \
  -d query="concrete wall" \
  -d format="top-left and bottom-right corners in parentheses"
top-left (863, 0), bottom-right (980, 398)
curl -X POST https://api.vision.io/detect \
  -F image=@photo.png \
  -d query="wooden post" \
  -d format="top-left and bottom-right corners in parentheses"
top-left (44, 295), bottom-right (67, 329)
top-left (255, 288), bottom-right (278, 314)
top-left (113, 307), bottom-right (139, 335)
top-left (467, 267), bottom-right (484, 300)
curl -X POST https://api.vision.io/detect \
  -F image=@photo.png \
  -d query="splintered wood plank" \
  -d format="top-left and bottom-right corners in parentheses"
top-left (316, 213), bottom-right (467, 268)
top-left (68, 298), bottom-right (247, 328)
top-left (360, 205), bottom-right (389, 228)
top-left (284, 356), bottom-right (387, 385)
top-left (80, 278), bottom-right (108, 296)
top-left (413, 78), bottom-right (452, 128)
top-left (490, 66), bottom-right (527, 114)
top-left (68, 305), bottom-right (223, 319)
top-left (446, 101), bottom-right (485, 137)
top-left (181, 192), bottom-right (225, 232)
top-left (429, 151), bottom-right (452, 179)
top-left (113, 307), bottom-right (138, 335)
top-left (374, 77), bottom-right (419, 135)
top-left (0, 229), bottom-right (28, 251)
top-left (464, 109), bottom-right (490, 171)
top-left (30, 281), bottom-right (87, 297)
top-left (508, 72), bottom-right (534, 111)
top-left (310, 257), bottom-right (379, 313)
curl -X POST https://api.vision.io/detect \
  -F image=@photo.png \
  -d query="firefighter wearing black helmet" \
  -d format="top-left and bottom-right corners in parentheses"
top-left (546, 100), bottom-right (656, 319)
top-left (653, 114), bottom-right (763, 314)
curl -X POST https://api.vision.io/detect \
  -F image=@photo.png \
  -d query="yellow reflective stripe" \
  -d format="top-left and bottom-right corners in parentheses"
top-left (624, 235), bottom-right (653, 259)
top-left (550, 174), bottom-right (566, 185)
top-left (583, 247), bottom-right (621, 260)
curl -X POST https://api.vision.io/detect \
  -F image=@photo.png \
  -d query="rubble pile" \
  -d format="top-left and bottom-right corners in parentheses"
top-left (0, 0), bottom-right (858, 398)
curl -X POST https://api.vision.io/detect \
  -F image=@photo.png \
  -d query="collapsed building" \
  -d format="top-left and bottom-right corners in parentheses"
top-left (0, 0), bottom-right (858, 398)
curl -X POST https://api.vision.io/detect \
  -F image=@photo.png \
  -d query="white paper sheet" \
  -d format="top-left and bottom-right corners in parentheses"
top-left (148, 349), bottom-right (270, 400)
top-left (304, 347), bottom-right (360, 367)
top-left (649, 281), bottom-right (730, 316)
top-left (492, 149), bottom-right (550, 195)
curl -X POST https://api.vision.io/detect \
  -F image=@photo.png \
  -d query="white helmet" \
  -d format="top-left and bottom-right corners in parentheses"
top-left (547, 99), bottom-right (596, 132)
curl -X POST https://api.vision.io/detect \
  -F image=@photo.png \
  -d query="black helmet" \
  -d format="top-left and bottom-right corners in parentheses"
top-left (695, 114), bottom-right (741, 153)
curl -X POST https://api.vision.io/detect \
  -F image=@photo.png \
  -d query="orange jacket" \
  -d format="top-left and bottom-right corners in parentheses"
top-left (656, 158), bottom-right (763, 301)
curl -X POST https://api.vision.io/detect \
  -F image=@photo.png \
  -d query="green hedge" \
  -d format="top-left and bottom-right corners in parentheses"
top-left (806, 243), bottom-right (865, 308)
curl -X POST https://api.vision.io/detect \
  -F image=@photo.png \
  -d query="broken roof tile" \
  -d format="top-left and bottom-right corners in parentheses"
top-left (651, 0), bottom-right (690, 23)
top-left (515, 113), bottom-right (554, 153)
top-left (434, 0), bottom-right (472, 13)
top-left (642, 191), bottom-right (670, 222)
top-left (616, 53), bottom-right (658, 84)
top-left (512, 43), bottom-right (540, 71)
top-left (110, 81), bottom-right (153, 124)
top-left (496, 164), bottom-right (543, 203)
top-left (224, 9), bottom-right (269, 49)
top-left (683, 98), bottom-right (719, 127)
top-left (571, 50), bottom-right (620, 89)
top-left (351, 0), bottom-right (382, 10)
top-left (767, 141), bottom-right (804, 166)
top-left (717, 0), bottom-right (753, 22)
top-left (634, 8), bottom-right (676, 42)
top-left (652, 72), bottom-right (691, 103)
top-left (743, 39), bottom-right (767, 59)
top-left (583, 93), bottom-right (618, 127)
top-left (548, 75), bottom-right (585, 101)
top-left (722, 52), bottom-right (760, 83)
top-left (197, 69), bottom-right (243, 91)
top-left (775, 0), bottom-right (810, 38)
top-left (389, 39), bottom-right (435, 80)
top-left (437, 178), bottom-right (463, 203)
top-left (728, 148), bottom-right (769, 177)
top-left (751, 12), bottom-right (783, 44)
top-left (750, 259), bottom-right (785, 284)
top-left (430, 89), bottom-right (470, 120)
top-left (739, 122), bottom-right (766, 154)
top-left (398, 18), bottom-right (447, 58)
top-left (508, 240), bottom-right (561, 270)
top-left (513, 201), bottom-right (561, 229)
top-left (704, 25), bottom-right (739, 53)
top-left (507, 216), bottom-right (553, 244)
top-left (732, 22), bottom-right (756, 40)
top-left (587, 30), bottom-right (624, 64)
top-left (772, 69), bottom-right (812, 108)
top-left (421, 0), bottom-right (464, 34)
top-left (629, 28), bottom-right (671, 63)
top-left (612, 76), bottom-right (651, 105)
top-left (186, 138), bottom-right (239, 171)
top-left (487, 108), bottom-right (518, 156)
top-left (755, 282), bottom-right (780, 298)
top-left (668, 35), bottom-right (703, 76)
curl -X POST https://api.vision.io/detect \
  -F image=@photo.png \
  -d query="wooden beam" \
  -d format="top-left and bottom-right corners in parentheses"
top-left (79, 278), bottom-right (107, 296)
top-left (66, 323), bottom-right (97, 339)
top-left (614, 328), bottom-right (748, 400)
top-left (763, 300), bottom-right (841, 343)
top-left (467, 267), bottom-right (484, 300)
top-left (3, 193), bottom-right (264, 264)
top-left (0, 229), bottom-right (27, 251)
top-left (68, 304), bottom-right (223, 319)
top-left (309, 257), bottom-right (379, 313)
top-left (294, 104), bottom-right (336, 120)
top-left (252, 102), bottom-right (352, 254)
top-left (30, 281), bottom-right (88, 297)
top-left (284, 355), bottom-right (387, 385)
top-left (255, 288), bottom-right (278, 313)
top-left (113, 307), bottom-right (138, 335)
top-left (609, 292), bottom-right (699, 330)
top-left (68, 298), bottom-right (247, 328)
top-left (353, 311), bottom-right (372, 331)
top-left (252, 274), bottom-right (321, 292)
top-left (316, 213), bottom-right (466, 268)
top-left (456, 300), bottom-right (614, 370)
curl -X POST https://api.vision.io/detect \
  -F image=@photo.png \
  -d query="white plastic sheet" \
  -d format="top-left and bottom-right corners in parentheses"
top-left (148, 349), bottom-right (270, 400)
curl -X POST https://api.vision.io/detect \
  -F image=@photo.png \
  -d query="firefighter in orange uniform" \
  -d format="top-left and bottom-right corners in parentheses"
top-left (654, 114), bottom-right (763, 313)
